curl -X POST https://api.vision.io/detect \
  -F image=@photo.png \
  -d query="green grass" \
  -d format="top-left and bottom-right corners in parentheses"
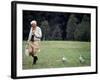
top-left (22, 41), bottom-right (91, 69)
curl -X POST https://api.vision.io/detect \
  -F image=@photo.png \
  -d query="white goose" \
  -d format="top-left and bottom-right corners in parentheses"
top-left (79, 55), bottom-right (85, 63)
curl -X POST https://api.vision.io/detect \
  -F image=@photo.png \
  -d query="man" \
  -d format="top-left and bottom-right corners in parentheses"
top-left (27, 20), bottom-right (42, 64)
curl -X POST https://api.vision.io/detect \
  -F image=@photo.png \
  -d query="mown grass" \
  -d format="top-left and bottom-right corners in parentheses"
top-left (22, 41), bottom-right (91, 69)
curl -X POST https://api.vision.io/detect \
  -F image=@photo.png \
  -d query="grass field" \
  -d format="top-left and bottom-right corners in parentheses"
top-left (22, 41), bottom-right (91, 69)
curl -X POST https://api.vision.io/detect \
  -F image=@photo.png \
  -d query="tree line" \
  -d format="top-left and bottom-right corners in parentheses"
top-left (23, 10), bottom-right (91, 41)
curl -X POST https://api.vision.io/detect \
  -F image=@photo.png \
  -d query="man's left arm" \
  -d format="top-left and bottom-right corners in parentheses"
top-left (34, 28), bottom-right (42, 39)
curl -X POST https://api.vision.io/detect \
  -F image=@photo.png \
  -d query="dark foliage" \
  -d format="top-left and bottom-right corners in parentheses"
top-left (23, 10), bottom-right (90, 41)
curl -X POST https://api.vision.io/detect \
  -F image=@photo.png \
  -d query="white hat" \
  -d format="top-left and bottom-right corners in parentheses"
top-left (30, 20), bottom-right (37, 25)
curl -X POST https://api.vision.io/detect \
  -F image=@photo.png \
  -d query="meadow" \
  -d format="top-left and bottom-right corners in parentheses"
top-left (22, 41), bottom-right (91, 69)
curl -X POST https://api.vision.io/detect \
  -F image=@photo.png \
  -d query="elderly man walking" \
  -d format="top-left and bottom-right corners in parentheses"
top-left (27, 20), bottom-right (42, 64)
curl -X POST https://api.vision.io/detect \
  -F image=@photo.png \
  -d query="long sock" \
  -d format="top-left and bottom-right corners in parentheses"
top-left (33, 56), bottom-right (38, 64)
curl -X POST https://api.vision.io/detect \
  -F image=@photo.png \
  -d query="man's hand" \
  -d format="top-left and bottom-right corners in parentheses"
top-left (26, 41), bottom-right (29, 48)
top-left (32, 30), bottom-right (35, 34)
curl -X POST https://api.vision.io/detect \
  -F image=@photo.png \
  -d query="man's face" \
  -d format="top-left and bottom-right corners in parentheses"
top-left (32, 23), bottom-right (36, 30)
